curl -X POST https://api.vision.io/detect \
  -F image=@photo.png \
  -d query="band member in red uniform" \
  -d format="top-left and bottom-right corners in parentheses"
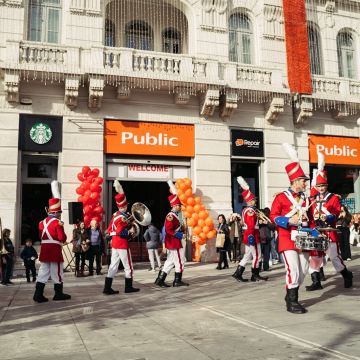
top-left (270, 143), bottom-right (311, 314)
top-left (307, 152), bottom-right (353, 290)
top-left (33, 181), bottom-right (71, 303)
top-left (233, 177), bottom-right (268, 282)
top-left (103, 180), bottom-right (139, 295)
top-left (155, 182), bottom-right (189, 288)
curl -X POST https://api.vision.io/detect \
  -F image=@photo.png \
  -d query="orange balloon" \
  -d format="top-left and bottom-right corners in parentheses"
top-left (202, 226), bottom-right (210, 234)
top-left (207, 230), bottom-right (216, 239)
top-left (185, 188), bottom-right (192, 197)
top-left (193, 226), bottom-right (201, 235)
top-left (191, 213), bottom-right (199, 223)
top-left (183, 211), bottom-right (191, 219)
top-left (197, 238), bottom-right (206, 245)
top-left (177, 188), bottom-right (184, 196)
top-left (199, 204), bottom-right (206, 211)
top-left (198, 210), bottom-right (208, 220)
top-left (184, 178), bottom-right (192, 187)
top-left (186, 205), bottom-right (194, 214)
top-left (199, 232), bottom-right (207, 240)
top-left (175, 182), bottom-right (180, 189)
top-left (181, 205), bottom-right (186, 211)
top-left (187, 197), bottom-right (195, 206)
top-left (194, 196), bottom-right (201, 204)
top-left (187, 218), bottom-right (195, 227)
top-left (180, 183), bottom-right (186, 191)
top-left (198, 219), bottom-right (205, 227)
top-left (179, 194), bottom-right (187, 203)
top-left (193, 204), bottom-right (201, 213)
top-left (205, 217), bottom-right (213, 227)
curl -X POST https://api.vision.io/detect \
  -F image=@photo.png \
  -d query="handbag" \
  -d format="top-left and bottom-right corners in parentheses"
top-left (216, 233), bottom-right (226, 248)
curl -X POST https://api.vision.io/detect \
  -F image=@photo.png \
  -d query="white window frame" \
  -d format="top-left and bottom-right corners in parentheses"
top-left (337, 30), bottom-right (357, 79)
top-left (307, 23), bottom-right (323, 75)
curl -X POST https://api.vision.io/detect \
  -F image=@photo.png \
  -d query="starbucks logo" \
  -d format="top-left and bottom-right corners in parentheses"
top-left (29, 123), bottom-right (52, 144)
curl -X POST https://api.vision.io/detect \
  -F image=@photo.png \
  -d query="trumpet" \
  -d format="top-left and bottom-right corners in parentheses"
top-left (254, 208), bottom-right (273, 224)
top-left (125, 202), bottom-right (152, 238)
top-left (0, 217), bottom-right (9, 255)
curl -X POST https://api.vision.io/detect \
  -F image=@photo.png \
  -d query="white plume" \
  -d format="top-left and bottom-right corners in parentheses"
top-left (167, 180), bottom-right (177, 195)
top-left (317, 151), bottom-right (325, 171)
top-left (51, 180), bottom-right (61, 198)
top-left (311, 168), bottom-right (318, 187)
top-left (237, 176), bottom-right (249, 190)
top-left (113, 179), bottom-right (124, 194)
top-left (282, 143), bottom-right (299, 162)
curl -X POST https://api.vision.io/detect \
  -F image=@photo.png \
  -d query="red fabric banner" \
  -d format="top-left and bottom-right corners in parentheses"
top-left (282, 0), bottom-right (312, 94)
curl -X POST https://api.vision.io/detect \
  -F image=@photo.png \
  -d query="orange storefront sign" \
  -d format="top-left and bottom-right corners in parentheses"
top-left (309, 135), bottom-right (360, 166)
top-left (104, 120), bottom-right (195, 157)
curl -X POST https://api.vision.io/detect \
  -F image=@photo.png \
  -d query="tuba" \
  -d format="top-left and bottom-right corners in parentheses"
top-left (0, 217), bottom-right (8, 255)
top-left (126, 202), bottom-right (152, 238)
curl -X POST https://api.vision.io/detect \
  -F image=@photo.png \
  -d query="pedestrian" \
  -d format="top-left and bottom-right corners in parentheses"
top-left (20, 238), bottom-right (38, 283)
top-left (33, 181), bottom-right (71, 302)
top-left (270, 143), bottom-right (311, 314)
top-left (233, 177), bottom-right (268, 283)
top-left (155, 181), bottom-right (189, 288)
top-left (228, 213), bottom-right (242, 262)
top-left (86, 219), bottom-right (105, 276)
top-left (71, 221), bottom-right (88, 277)
top-left (1, 228), bottom-right (15, 285)
top-left (144, 223), bottom-right (162, 272)
top-left (103, 180), bottom-right (139, 295)
top-left (215, 214), bottom-right (230, 270)
top-left (337, 205), bottom-right (352, 261)
top-left (259, 208), bottom-right (275, 272)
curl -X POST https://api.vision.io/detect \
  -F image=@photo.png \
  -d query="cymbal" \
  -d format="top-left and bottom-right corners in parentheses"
top-left (317, 227), bottom-right (338, 232)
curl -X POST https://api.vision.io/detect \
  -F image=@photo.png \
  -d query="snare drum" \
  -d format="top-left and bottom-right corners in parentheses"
top-left (295, 235), bottom-right (329, 251)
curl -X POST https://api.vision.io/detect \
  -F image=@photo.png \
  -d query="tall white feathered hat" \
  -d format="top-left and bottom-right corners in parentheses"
top-left (282, 143), bottom-right (309, 182)
top-left (237, 176), bottom-right (255, 203)
top-left (167, 180), bottom-right (181, 206)
top-left (114, 179), bottom-right (127, 210)
top-left (315, 151), bottom-right (327, 185)
top-left (48, 180), bottom-right (61, 213)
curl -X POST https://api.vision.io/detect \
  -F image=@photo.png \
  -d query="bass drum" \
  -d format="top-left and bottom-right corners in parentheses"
top-left (295, 235), bottom-right (329, 252)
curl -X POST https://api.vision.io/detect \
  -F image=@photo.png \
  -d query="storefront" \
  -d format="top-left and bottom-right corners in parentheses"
top-left (104, 119), bottom-right (195, 260)
top-left (309, 135), bottom-right (360, 213)
top-left (230, 129), bottom-right (265, 214)
top-left (18, 114), bottom-right (63, 244)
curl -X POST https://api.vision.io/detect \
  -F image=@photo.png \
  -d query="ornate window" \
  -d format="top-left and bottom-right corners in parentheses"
top-left (28, 0), bottom-right (61, 44)
top-left (162, 28), bottom-right (181, 54)
top-left (307, 23), bottom-right (323, 75)
top-left (229, 12), bottom-right (253, 64)
top-left (337, 30), bottom-right (356, 79)
top-left (125, 21), bottom-right (153, 51)
top-left (105, 19), bottom-right (115, 47)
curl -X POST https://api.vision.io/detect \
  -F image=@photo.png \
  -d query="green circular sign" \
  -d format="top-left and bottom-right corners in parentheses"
top-left (29, 123), bottom-right (52, 144)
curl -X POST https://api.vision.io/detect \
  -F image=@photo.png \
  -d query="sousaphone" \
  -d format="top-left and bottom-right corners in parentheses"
top-left (127, 202), bottom-right (152, 238)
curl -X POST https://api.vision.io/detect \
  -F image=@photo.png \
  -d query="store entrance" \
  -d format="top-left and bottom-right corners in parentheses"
top-left (231, 161), bottom-right (260, 214)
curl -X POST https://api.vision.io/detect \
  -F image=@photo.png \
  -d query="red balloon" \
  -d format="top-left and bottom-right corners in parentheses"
top-left (91, 168), bottom-right (100, 177)
top-left (75, 186), bottom-right (84, 195)
top-left (90, 192), bottom-right (100, 201)
top-left (93, 215), bottom-right (102, 223)
top-left (93, 206), bottom-right (104, 214)
top-left (83, 205), bottom-right (92, 214)
top-left (82, 166), bottom-right (91, 176)
top-left (94, 177), bottom-right (103, 185)
top-left (84, 215), bottom-right (91, 224)
top-left (90, 183), bottom-right (102, 192)
top-left (84, 190), bottom-right (91, 198)
top-left (77, 196), bottom-right (84, 202)
top-left (77, 173), bottom-right (84, 182)
top-left (82, 195), bottom-right (90, 204)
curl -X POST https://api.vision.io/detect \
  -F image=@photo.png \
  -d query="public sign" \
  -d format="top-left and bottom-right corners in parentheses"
top-left (30, 123), bottom-right (52, 144)
top-left (128, 164), bottom-right (170, 179)
top-left (309, 135), bottom-right (360, 166)
top-left (231, 129), bottom-right (264, 158)
top-left (104, 120), bottom-right (195, 157)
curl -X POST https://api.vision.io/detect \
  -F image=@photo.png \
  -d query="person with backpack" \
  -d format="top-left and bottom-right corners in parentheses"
top-left (144, 223), bottom-right (162, 272)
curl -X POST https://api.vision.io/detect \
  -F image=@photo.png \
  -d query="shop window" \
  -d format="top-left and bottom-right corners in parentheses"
top-left (229, 12), bottom-right (253, 64)
top-left (28, 0), bottom-right (61, 44)
top-left (308, 23), bottom-right (323, 75)
top-left (27, 163), bottom-right (52, 178)
top-left (125, 20), bottom-right (153, 51)
top-left (162, 28), bottom-right (181, 54)
top-left (337, 30), bottom-right (356, 79)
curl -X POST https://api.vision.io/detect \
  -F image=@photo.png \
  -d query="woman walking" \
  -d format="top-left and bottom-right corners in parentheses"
top-left (216, 214), bottom-right (230, 270)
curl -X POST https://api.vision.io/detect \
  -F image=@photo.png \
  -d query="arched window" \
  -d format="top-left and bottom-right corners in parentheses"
top-left (229, 12), bottom-right (253, 64)
top-left (337, 30), bottom-right (356, 79)
top-left (307, 23), bottom-right (323, 75)
top-left (125, 21), bottom-right (153, 51)
top-left (105, 19), bottom-right (115, 47)
top-left (162, 28), bottom-right (181, 54)
top-left (28, 0), bottom-right (61, 43)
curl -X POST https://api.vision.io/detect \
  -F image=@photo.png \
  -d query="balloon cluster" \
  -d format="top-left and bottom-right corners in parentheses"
top-left (175, 178), bottom-right (216, 245)
top-left (75, 166), bottom-right (104, 227)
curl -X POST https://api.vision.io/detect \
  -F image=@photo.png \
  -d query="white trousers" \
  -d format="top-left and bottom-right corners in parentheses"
top-left (309, 242), bottom-right (345, 274)
top-left (107, 248), bottom-right (133, 279)
top-left (282, 250), bottom-right (309, 289)
top-left (37, 262), bottom-right (64, 284)
top-left (148, 249), bottom-right (161, 270)
top-left (239, 243), bottom-right (261, 269)
top-left (163, 248), bottom-right (185, 274)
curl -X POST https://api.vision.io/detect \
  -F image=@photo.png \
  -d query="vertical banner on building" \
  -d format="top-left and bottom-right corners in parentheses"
top-left (282, 0), bottom-right (312, 94)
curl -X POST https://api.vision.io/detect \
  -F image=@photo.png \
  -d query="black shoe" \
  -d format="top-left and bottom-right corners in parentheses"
top-left (53, 283), bottom-right (71, 301)
top-left (7, 281), bottom-right (14, 285)
top-left (155, 271), bottom-right (171, 288)
top-left (233, 266), bottom-right (248, 282)
top-left (103, 277), bottom-right (119, 295)
top-left (27, 279), bottom-right (31, 283)
top-left (1, 281), bottom-right (8, 286)
top-left (341, 268), bottom-right (353, 288)
top-left (32, 278), bottom-right (36, 282)
top-left (285, 287), bottom-right (307, 314)
top-left (173, 272), bottom-right (189, 287)
top-left (306, 272), bottom-right (323, 291)
top-left (250, 268), bottom-right (268, 282)
top-left (125, 277), bottom-right (140, 293)
top-left (319, 267), bottom-right (326, 282)
top-left (33, 282), bottom-right (48, 303)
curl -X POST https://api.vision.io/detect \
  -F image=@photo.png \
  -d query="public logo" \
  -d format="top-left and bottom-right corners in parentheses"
top-left (316, 144), bottom-right (358, 158)
top-left (30, 123), bottom-right (52, 144)
top-left (235, 138), bottom-right (260, 148)
top-left (121, 131), bottom-right (179, 147)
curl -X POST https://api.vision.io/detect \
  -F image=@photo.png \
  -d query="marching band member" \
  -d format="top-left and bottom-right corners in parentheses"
top-left (307, 152), bottom-right (353, 290)
top-left (155, 181), bottom-right (189, 288)
top-left (270, 143), bottom-right (311, 314)
top-left (33, 181), bottom-right (71, 303)
top-left (103, 180), bottom-right (139, 295)
top-left (233, 177), bottom-right (268, 282)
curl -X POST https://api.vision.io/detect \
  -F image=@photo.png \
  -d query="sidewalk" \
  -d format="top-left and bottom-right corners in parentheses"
top-left (0, 249), bottom-right (359, 360)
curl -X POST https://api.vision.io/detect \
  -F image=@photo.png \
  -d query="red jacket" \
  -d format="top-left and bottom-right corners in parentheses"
top-left (164, 211), bottom-right (182, 250)
top-left (242, 207), bottom-right (260, 245)
top-left (39, 216), bottom-right (67, 262)
top-left (310, 192), bottom-right (341, 243)
top-left (270, 190), bottom-right (311, 253)
top-left (107, 211), bottom-right (129, 249)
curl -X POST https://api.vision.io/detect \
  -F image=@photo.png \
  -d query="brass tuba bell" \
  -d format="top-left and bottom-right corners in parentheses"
top-left (127, 202), bottom-right (152, 238)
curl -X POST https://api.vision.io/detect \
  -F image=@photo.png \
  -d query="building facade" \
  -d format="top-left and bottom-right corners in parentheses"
top-left (0, 0), bottom-right (359, 256)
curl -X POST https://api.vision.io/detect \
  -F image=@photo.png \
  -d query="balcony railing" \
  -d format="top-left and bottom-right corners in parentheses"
top-left (20, 41), bottom-right (66, 65)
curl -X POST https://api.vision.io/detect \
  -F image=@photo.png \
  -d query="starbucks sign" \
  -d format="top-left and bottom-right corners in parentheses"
top-left (30, 123), bottom-right (52, 144)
